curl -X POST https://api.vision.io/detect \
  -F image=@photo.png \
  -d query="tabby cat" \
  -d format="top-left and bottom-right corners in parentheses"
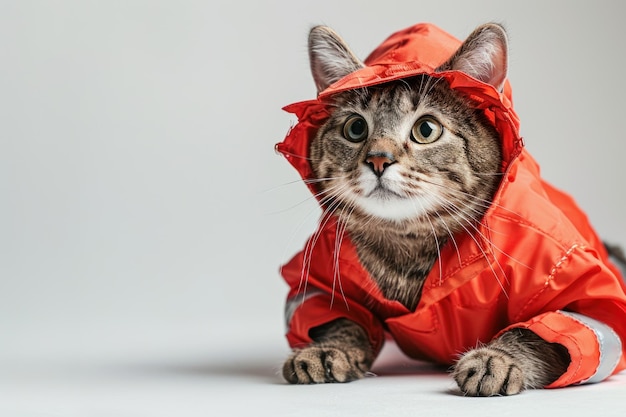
top-left (281, 23), bottom-right (573, 396)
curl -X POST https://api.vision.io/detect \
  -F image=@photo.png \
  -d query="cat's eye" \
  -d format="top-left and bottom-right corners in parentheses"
top-left (411, 117), bottom-right (443, 144)
top-left (342, 115), bottom-right (368, 143)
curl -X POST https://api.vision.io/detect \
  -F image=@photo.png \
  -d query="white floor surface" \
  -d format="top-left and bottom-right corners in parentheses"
top-left (2, 319), bottom-right (625, 417)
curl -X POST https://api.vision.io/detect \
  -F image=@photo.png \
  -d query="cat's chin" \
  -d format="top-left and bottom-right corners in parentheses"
top-left (355, 193), bottom-right (437, 222)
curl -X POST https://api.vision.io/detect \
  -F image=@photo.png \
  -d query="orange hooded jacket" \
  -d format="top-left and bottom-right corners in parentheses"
top-left (276, 23), bottom-right (626, 388)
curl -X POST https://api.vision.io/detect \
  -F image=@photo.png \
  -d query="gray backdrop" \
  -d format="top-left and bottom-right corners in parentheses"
top-left (1, 0), bottom-right (624, 362)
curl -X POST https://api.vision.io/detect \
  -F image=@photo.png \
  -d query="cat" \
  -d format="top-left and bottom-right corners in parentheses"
top-left (277, 23), bottom-right (626, 396)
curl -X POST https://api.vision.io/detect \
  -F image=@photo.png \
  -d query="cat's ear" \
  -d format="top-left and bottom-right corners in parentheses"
top-left (437, 23), bottom-right (508, 92)
top-left (309, 26), bottom-right (364, 93)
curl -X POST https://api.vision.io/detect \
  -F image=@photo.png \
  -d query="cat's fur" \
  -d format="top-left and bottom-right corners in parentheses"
top-left (282, 23), bottom-right (570, 396)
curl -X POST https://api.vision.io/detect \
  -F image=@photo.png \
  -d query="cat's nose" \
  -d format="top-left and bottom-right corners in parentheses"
top-left (365, 152), bottom-right (395, 177)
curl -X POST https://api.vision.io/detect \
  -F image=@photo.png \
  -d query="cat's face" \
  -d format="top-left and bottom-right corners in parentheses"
top-left (310, 77), bottom-right (502, 222)
top-left (308, 25), bottom-right (507, 228)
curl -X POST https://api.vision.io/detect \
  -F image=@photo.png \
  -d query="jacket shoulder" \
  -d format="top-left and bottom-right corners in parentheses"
top-left (486, 150), bottom-right (597, 250)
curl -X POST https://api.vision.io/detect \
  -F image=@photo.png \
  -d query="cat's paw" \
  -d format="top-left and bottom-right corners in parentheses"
top-left (452, 347), bottom-right (524, 396)
top-left (282, 345), bottom-right (369, 384)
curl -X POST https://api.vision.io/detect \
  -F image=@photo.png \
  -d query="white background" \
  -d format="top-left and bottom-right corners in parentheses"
top-left (1, 1), bottom-right (625, 416)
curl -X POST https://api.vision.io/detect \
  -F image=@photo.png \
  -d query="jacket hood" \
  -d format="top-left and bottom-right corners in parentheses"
top-left (276, 23), bottom-right (523, 196)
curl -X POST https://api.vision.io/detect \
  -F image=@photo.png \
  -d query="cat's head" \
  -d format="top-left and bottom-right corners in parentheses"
top-left (308, 24), bottom-right (507, 229)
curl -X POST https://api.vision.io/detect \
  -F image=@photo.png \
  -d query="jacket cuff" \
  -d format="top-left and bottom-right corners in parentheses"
top-left (558, 311), bottom-right (622, 385)
top-left (501, 311), bottom-right (622, 388)
top-left (284, 291), bottom-right (385, 355)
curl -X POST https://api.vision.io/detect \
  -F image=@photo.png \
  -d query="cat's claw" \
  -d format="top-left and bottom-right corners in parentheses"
top-left (453, 347), bottom-right (524, 396)
top-left (283, 346), bottom-right (368, 384)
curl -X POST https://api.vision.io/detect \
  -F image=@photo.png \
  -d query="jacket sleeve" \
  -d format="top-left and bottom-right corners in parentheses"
top-left (499, 243), bottom-right (626, 388)
top-left (280, 248), bottom-right (386, 356)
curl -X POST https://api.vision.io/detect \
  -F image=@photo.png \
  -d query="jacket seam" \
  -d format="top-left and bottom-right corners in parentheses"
top-left (426, 250), bottom-right (490, 289)
top-left (490, 212), bottom-right (565, 245)
top-left (514, 243), bottom-right (581, 322)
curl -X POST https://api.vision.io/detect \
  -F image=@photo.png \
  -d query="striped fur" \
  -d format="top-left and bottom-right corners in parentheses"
top-left (309, 75), bottom-right (502, 310)
top-left (284, 23), bottom-right (570, 396)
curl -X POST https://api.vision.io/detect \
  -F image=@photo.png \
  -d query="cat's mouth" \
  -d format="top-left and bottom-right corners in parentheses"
top-left (366, 184), bottom-right (405, 200)
top-left (356, 183), bottom-right (429, 221)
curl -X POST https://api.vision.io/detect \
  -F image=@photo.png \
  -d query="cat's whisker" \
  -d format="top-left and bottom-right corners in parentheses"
top-left (262, 178), bottom-right (312, 193)
top-left (297, 185), bottom-right (351, 297)
top-left (331, 196), bottom-right (359, 309)
top-left (425, 192), bottom-right (512, 296)
top-left (420, 177), bottom-right (524, 220)
top-left (417, 74), bottom-right (428, 105)
top-left (276, 187), bottom-right (354, 283)
top-left (407, 184), bottom-right (507, 286)
top-left (417, 181), bottom-right (535, 271)
top-left (303, 176), bottom-right (345, 184)
top-left (419, 75), bottom-right (446, 102)
top-left (267, 178), bottom-right (349, 216)
top-left (433, 208), bottom-right (463, 268)
top-left (413, 198), bottom-right (444, 286)
top-left (444, 212), bottom-right (510, 297)
top-left (451, 202), bottom-right (533, 271)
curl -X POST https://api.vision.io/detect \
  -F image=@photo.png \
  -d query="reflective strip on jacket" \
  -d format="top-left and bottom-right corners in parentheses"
top-left (276, 23), bottom-right (626, 388)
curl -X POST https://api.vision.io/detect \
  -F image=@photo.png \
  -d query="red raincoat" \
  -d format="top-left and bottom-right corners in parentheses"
top-left (276, 23), bottom-right (626, 387)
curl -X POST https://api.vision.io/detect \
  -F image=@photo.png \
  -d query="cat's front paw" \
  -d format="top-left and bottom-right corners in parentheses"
top-left (282, 345), bottom-right (370, 384)
top-left (452, 347), bottom-right (524, 396)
